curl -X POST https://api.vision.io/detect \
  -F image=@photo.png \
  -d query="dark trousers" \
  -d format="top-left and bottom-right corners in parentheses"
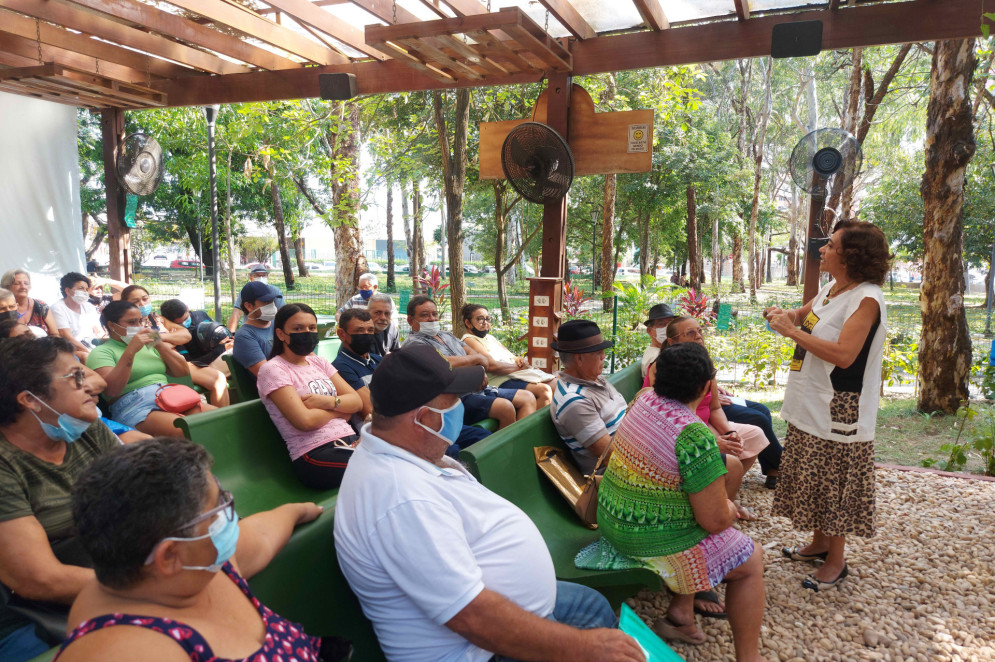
top-left (291, 435), bottom-right (358, 489)
top-left (722, 400), bottom-right (783, 474)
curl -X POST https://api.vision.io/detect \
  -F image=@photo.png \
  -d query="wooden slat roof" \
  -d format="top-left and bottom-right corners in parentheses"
top-left (0, 0), bottom-right (987, 110)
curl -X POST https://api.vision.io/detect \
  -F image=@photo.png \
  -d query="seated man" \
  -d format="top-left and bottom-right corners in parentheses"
top-left (334, 345), bottom-right (644, 662)
top-left (336, 272), bottom-right (378, 321)
top-left (232, 281), bottom-right (278, 376)
top-left (640, 303), bottom-right (675, 382)
top-left (402, 295), bottom-right (534, 430)
top-left (159, 299), bottom-right (232, 407)
top-left (334, 308), bottom-right (491, 453)
top-left (50, 272), bottom-right (105, 361)
top-left (226, 265), bottom-right (284, 332)
top-left (367, 292), bottom-right (400, 356)
top-left (0, 288), bottom-right (18, 323)
top-left (550, 320), bottom-right (628, 475)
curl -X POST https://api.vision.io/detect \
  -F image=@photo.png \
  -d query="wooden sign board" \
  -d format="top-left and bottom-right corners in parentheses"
top-left (479, 85), bottom-right (653, 179)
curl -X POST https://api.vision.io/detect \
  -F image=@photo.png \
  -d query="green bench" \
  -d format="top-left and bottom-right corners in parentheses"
top-left (459, 363), bottom-right (662, 608)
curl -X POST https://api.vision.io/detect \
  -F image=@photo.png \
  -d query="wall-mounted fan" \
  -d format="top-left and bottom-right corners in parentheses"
top-left (116, 133), bottom-right (164, 196)
top-left (501, 122), bottom-right (574, 204)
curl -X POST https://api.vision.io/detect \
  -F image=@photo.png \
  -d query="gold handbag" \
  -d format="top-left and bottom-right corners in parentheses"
top-left (534, 441), bottom-right (613, 530)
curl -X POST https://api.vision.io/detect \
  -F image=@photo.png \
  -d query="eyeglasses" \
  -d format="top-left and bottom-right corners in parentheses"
top-left (674, 327), bottom-right (703, 340)
top-left (59, 368), bottom-right (86, 389)
top-left (474, 316), bottom-right (492, 324)
top-left (174, 476), bottom-right (234, 533)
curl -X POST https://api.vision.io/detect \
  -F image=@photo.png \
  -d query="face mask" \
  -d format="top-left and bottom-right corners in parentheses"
top-left (257, 277), bottom-right (268, 284)
top-left (359, 289), bottom-right (373, 301)
top-left (181, 316), bottom-right (193, 328)
top-left (139, 304), bottom-right (153, 317)
top-left (71, 291), bottom-right (90, 305)
top-left (0, 310), bottom-right (18, 322)
top-left (252, 302), bottom-right (277, 322)
top-left (286, 331), bottom-right (319, 356)
top-left (27, 391), bottom-right (91, 444)
top-left (416, 399), bottom-right (464, 446)
top-left (470, 327), bottom-right (488, 339)
top-left (162, 509), bottom-right (240, 573)
top-left (655, 327), bottom-right (668, 343)
top-left (349, 333), bottom-right (375, 355)
top-left (113, 322), bottom-right (143, 343)
top-left (418, 321), bottom-right (440, 337)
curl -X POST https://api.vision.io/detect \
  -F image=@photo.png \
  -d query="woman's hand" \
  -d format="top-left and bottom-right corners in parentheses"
top-left (126, 328), bottom-right (157, 353)
top-left (767, 310), bottom-right (796, 337)
top-left (515, 356), bottom-right (530, 369)
top-left (763, 306), bottom-right (784, 320)
top-left (717, 431), bottom-right (743, 456)
top-left (294, 502), bottom-right (324, 525)
top-left (300, 393), bottom-right (334, 410)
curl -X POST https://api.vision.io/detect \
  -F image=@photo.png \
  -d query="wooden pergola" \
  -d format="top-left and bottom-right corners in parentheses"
top-left (0, 0), bottom-right (986, 284)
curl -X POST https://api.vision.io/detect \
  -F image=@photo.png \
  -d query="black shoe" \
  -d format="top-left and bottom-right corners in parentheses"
top-left (319, 636), bottom-right (354, 662)
top-left (801, 564), bottom-right (849, 591)
top-left (781, 546), bottom-right (828, 562)
top-left (764, 475), bottom-right (778, 489)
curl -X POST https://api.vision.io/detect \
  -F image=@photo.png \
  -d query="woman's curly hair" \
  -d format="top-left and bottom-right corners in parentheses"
top-left (833, 219), bottom-right (891, 286)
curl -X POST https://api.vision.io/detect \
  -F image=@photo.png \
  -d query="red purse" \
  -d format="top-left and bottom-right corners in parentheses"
top-left (155, 384), bottom-right (202, 414)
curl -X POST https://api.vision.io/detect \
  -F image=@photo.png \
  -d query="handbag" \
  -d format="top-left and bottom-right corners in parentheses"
top-left (534, 440), bottom-right (614, 530)
top-left (155, 383), bottom-right (202, 414)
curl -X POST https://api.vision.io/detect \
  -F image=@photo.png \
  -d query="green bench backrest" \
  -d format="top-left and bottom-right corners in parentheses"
top-left (174, 401), bottom-right (384, 660)
top-left (315, 338), bottom-right (341, 362)
top-left (223, 339), bottom-right (342, 403)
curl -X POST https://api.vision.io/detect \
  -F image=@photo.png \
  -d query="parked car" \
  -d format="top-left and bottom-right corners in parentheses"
top-left (483, 265), bottom-right (497, 274)
top-left (366, 261), bottom-right (383, 273)
top-left (305, 262), bottom-right (325, 272)
top-left (463, 265), bottom-right (479, 274)
top-left (398, 264), bottom-right (410, 274)
top-left (147, 254), bottom-right (170, 268)
top-left (170, 259), bottom-right (200, 269)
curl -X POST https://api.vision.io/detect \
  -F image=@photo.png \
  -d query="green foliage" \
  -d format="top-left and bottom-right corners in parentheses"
top-left (677, 288), bottom-right (716, 326)
top-left (562, 281), bottom-right (593, 317)
top-left (490, 316), bottom-right (529, 357)
top-left (920, 403), bottom-right (995, 475)
top-left (612, 276), bottom-right (678, 329)
top-left (725, 321), bottom-right (794, 388)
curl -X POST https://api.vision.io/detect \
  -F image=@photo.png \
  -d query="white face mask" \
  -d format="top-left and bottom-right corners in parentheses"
top-left (655, 327), bottom-right (668, 343)
top-left (418, 321), bottom-right (440, 336)
top-left (257, 277), bottom-right (268, 284)
top-left (71, 291), bottom-right (90, 304)
top-left (253, 302), bottom-right (277, 322)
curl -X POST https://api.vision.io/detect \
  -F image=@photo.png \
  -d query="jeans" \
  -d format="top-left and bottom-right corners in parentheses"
top-left (722, 400), bottom-right (783, 474)
top-left (0, 624), bottom-right (50, 662)
top-left (492, 582), bottom-right (617, 662)
top-left (444, 425), bottom-right (492, 459)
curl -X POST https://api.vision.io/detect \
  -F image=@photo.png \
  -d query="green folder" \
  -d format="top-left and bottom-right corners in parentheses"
top-left (618, 603), bottom-right (686, 662)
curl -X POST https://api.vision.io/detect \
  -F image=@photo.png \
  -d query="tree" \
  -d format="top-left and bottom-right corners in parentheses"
top-left (918, 39), bottom-right (977, 414)
top-left (386, 185), bottom-right (395, 289)
top-left (432, 89), bottom-right (471, 322)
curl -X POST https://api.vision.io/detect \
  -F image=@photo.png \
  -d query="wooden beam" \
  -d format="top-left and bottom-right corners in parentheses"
top-left (59, 0), bottom-right (301, 71)
top-left (156, 0), bottom-right (985, 107)
top-left (347, 0), bottom-right (419, 26)
top-left (160, 0), bottom-right (347, 65)
top-left (426, 0), bottom-right (488, 19)
top-left (631, 0), bottom-right (669, 31)
top-left (0, 80), bottom-right (102, 107)
top-left (828, 0), bottom-right (842, 9)
top-left (259, 0), bottom-right (386, 60)
top-left (395, 37), bottom-right (482, 78)
top-left (101, 107), bottom-right (131, 282)
top-left (0, 9), bottom-right (195, 79)
top-left (0, 32), bottom-right (168, 85)
top-left (0, 0), bottom-right (249, 75)
top-left (537, 0), bottom-right (596, 40)
top-left (365, 40), bottom-right (456, 82)
top-left (733, 0), bottom-right (750, 21)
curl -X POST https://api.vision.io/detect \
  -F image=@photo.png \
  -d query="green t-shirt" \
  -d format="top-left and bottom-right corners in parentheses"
top-left (0, 420), bottom-right (119, 641)
top-left (86, 339), bottom-right (168, 400)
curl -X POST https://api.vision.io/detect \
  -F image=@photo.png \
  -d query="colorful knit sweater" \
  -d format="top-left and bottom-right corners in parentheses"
top-left (597, 391), bottom-right (727, 558)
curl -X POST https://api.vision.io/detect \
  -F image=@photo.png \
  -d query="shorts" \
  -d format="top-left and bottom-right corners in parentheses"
top-left (499, 378), bottom-right (529, 390)
top-left (461, 387), bottom-right (518, 424)
top-left (109, 383), bottom-right (165, 428)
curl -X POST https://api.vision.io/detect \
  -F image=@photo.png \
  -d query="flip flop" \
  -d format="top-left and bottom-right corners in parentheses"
top-left (693, 590), bottom-right (727, 619)
top-left (652, 616), bottom-right (706, 645)
top-left (736, 505), bottom-right (758, 521)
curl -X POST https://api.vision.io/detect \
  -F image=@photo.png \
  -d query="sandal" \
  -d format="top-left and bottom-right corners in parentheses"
top-left (801, 564), bottom-right (848, 591)
top-left (781, 546), bottom-right (828, 562)
top-left (652, 616), bottom-right (706, 645)
top-left (693, 590), bottom-right (727, 619)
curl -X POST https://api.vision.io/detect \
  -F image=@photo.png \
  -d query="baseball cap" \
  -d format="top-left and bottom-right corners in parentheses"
top-left (250, 264), bottom-right (269, 275)
top-left (370, 344), bottom-right (484, 416)
top-left (240, 281), bottom-right (278, 305)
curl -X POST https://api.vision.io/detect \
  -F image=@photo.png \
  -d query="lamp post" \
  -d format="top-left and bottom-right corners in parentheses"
top-left (203, 104), bottom-right (221, 321)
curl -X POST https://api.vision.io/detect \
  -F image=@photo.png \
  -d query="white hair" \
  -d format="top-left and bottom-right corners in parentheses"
top-left (368, 292), bottom-right (393, 310)
top-left (359, 272), bottom-right (378, 287)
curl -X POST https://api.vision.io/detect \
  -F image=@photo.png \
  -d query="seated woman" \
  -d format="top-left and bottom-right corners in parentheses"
top-left (579, 343), bottom-right (766, 661)
top-left (666, 316), bottom-right (768, 519)
top-left (0, 318), bottom-right (32, 340)
top-left (257, 304), bottom-right (363, 490)
top-left (0, 287), bottom-right (19, 323)
top-left (1, 269), bottom-right (58, 338)
top-left (86, 301), bottom-right (212, 438)
top-left (56, 437), bottom-right (352, 662)
top-left (50, 272), bottom-right (105, 361)
top-left (120, 285), bottom-right (192, 348)
top-left (460, 303), bottom-right (554, 409)
top-left (158, 299), bottom-right (231, 408)
top-left (0, 337), bottom-right (122, 662)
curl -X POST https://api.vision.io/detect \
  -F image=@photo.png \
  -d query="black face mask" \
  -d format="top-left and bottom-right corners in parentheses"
top-left (286, 331), bottom-right (319, 356)
top-left (349, 333), bottom-right (375, 355)
top-left (470, 327), bottom-right (488, 338)
top-left (0, 310), bottom-right (18, 322)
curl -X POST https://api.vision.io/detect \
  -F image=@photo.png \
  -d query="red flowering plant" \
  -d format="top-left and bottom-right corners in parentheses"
top-left (562, 280), bottom-right (593, 317)
top-left (416, 265), bottom-right (450, 312)
top-left (677, 288), bottom-right (716, 327)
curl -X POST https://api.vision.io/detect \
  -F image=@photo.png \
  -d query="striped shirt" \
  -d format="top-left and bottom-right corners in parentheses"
top-left (549, 371), bottom-right (627, 475)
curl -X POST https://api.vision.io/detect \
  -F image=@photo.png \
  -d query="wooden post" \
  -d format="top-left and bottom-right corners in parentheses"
top-left (802, 194), bottom-right (825, 304)
top-left (101, 108), bottom-right (131, 282)
top-left (526, 277), bottom-right (563, 372)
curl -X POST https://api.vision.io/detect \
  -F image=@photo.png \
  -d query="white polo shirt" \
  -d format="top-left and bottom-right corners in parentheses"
top-left (334, 425), bottom-right (557, 662)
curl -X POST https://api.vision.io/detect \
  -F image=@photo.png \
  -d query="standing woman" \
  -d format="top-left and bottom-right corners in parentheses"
top-left (1, 270), bottom-right (58, 338)
top-left (765, 219), bottom-right (889, 591)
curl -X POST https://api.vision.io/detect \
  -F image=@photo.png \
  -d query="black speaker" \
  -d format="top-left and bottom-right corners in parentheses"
top-left (771, 20), bottom-right (823, 59)
top-left (318, 73), bottom-right (358, 100)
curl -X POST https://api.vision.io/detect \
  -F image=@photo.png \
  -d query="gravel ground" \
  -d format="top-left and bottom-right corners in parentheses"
top-left (628, 467), bottom-right (995, 662)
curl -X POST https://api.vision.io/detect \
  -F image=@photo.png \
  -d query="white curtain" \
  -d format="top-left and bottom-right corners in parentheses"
top-left (0, 91), bottom-right (84, 303)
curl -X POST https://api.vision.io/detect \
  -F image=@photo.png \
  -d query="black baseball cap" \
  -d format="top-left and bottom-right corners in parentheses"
top-left (370, 344), bottom-right (484, 416)
top-left (240, 281), bottom-right (278, 305)
top-left (644, 303), bottom-right (676, 326)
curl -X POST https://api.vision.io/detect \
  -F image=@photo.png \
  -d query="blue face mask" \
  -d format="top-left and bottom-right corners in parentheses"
top-left (416, 399), bottom-right (464, 446)
top-left (27, 392), bottom-right (91, 444)
top-left (359, 289), bottom-right (374, 301)
top-left (181, 315), bottom-right (192, 328)
top-left (139, 304), bottom-right (153, 317)
top-left (152, 507), bottom-right (240, 573)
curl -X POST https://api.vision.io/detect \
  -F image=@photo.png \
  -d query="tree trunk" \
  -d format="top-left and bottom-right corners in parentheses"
top-left (329, 101), bottom-right (367, 308)
top-left (711, 215), bottom-right (720, 285)
top-left (433, 89), bottom-right (471, 322)
top-left (787, 185), bottom-right (800, 286)
top-left (748, 57), bottom-right (773, 299)
top-left (687, 185), bottom-right (700, 290)
top-left (268, 166), bottom-right (295, 290)
top-left (918, 38), bottom-right (977, 414)
top-left (639, 212), bottom-right (650, 277)
top-left (493, 181), bottom-right (510, 320)
top-left (292, 231), bottom-right (308, 277)
top-left (601, 174), bottom-right (617, 310)
top-left (731, 229), bottom-right (744, 292)
top-left (839, 48), bottom-right (863, 218)
top-left (386, 185), bottom-right (395, 289)
top-left (224, 150), bottom-right (237, 303)
top-left (413, 180), bottom-right (426, 291)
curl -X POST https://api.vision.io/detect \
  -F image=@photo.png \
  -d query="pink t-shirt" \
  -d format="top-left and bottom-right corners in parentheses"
top-left (256, 354), bottom-right (355, 460)
top-left (696, 390), bottom-right (712, 425)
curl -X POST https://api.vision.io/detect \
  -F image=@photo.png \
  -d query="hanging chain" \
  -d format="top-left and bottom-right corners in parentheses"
top-left (486, 0), bottom-right (491, 11)
top-left (147, 57), bottom-right (151, 88)
top-left (544, 9), bottom-right (549, 34)
top-left (35, 19), bottom-right (42, 63)
top-left (95, 58), bottom-right (100, 76)
top-left (391, 0), bottom-right (397, 24)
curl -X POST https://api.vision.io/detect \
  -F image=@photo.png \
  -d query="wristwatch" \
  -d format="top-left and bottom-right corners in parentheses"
top-left (334, 396), bottom-right (341, 409)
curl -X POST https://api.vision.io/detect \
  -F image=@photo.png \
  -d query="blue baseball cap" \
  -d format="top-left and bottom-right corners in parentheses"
top-left (240, 281), bottom-right (278, 306)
